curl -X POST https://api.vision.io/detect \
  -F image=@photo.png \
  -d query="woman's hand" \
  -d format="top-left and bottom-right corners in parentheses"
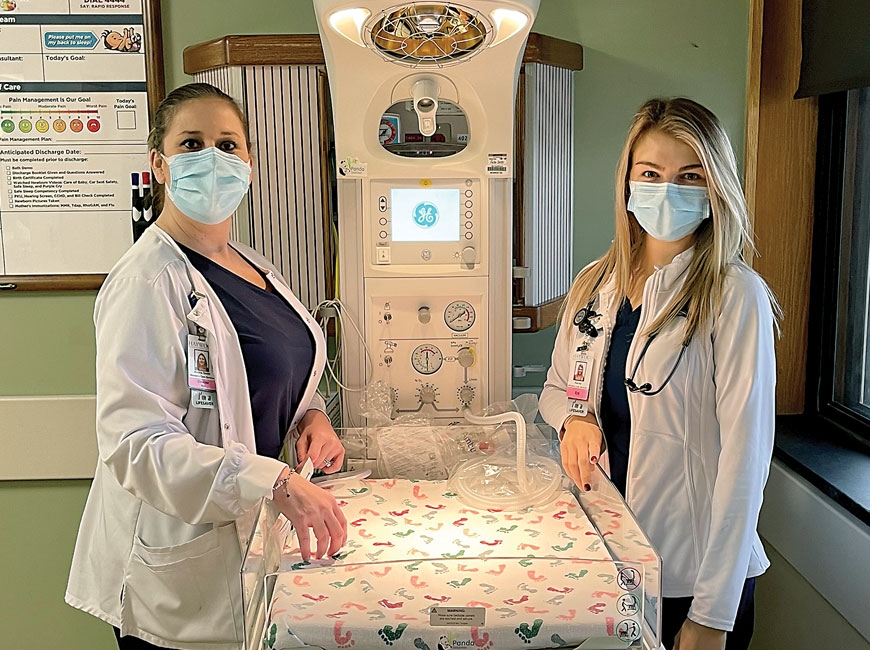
top-left (273, 471), bottom-right (348, 561)
top-left (561, 415), bottom-right (605, 491)
top-left (673, 618), bottom-right (726, 650)
top-left (296, 409), bottom-right (345, 473)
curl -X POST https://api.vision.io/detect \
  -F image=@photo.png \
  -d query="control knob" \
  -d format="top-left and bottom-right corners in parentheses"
top-left (457, 347), bottom-right (476, 368)
top-left (417, 383), bottom-right (438, 405)
top-left (457, 385), bottom-right (475, 407)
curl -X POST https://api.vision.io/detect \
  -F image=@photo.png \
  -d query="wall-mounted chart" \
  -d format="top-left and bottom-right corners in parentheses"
top-left (0, 0), bottom-right (163, 289)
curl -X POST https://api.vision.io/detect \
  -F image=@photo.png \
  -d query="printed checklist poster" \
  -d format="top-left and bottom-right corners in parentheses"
top-left (0, 0), bottom-right (149, 275)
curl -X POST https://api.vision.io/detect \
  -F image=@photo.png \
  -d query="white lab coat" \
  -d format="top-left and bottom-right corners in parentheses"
top-left (540, 248), bottom-right (776, 631)
top-left (65, 225), bottom-right (327, 649)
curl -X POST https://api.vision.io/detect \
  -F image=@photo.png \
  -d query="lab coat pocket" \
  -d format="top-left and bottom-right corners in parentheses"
top-left (121, 523), bottom-right (242, 646)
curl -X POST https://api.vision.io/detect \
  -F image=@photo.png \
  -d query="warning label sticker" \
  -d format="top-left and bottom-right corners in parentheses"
top-left (429, 607), bottom-right (486, 627)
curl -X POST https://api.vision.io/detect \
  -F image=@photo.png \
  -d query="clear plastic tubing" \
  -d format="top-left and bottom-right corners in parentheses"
top-left (463, 408), bottom-right (528, 490)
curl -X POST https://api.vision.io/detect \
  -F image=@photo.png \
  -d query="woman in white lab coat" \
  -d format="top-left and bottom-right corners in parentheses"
top-left (540, 98), bottom-right (779, 650)
top-left (65, 82), bottom-right (348, 650)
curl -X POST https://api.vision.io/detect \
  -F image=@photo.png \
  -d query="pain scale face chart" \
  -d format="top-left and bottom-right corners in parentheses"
top-left (0, 0), bottom-right (151, 278)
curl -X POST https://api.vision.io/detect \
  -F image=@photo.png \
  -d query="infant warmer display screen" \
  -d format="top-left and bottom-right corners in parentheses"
top-left (391, 188), bottom-right (461, 242)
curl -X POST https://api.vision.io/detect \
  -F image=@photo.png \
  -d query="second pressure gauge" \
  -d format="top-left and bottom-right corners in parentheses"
top-left (444, 300), bottom-right (476, 332)
top-left (411, 344), bottom-right (444, 375)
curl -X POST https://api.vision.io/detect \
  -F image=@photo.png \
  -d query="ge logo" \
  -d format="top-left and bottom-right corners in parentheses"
top-left (413, 201), bottom-right (439, 228)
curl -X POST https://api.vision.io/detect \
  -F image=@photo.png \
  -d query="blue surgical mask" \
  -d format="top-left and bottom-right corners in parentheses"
top-left (162, 147), bottom-right (251, 225)
top-left (627, 181), bottom-right (711, 242)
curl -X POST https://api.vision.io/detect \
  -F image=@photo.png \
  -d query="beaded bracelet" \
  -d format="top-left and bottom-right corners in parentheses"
top-left (272, 469), bottom-right (296, 498)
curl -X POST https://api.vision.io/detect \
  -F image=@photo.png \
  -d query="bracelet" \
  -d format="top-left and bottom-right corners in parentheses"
top-left (272, 469), bottom-right (296, 498)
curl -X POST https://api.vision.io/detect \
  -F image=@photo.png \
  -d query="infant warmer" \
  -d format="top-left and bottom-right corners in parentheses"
top-left (315, 0), bottom-right (538, 429)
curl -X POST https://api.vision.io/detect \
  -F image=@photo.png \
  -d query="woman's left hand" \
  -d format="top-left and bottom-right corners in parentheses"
top-left (673, 618), bottom-right (726, 650)
top-left (296, 409), bottom-right (345, 473)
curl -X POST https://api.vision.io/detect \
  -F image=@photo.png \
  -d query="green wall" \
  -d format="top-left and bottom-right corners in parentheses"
top-left (515, 0), bottom-right (750, 387)
top-left (0, 293), bottom-right (96, 395)
top-left (0, 2), bottom-right (751, 648)
top-left (161, 0), bottom-right (319, 90)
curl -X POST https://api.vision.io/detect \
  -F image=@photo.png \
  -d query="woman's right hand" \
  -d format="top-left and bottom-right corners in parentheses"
top-left (273, 471), bottom-right (347, 561)
top-left (561, 415), bottom-right (605, 491)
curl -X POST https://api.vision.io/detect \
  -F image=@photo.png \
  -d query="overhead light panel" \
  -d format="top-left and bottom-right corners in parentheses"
top-left (489, 7), bottom-right (528, 47)
top-left (328, 7), bottom-right (372, 47)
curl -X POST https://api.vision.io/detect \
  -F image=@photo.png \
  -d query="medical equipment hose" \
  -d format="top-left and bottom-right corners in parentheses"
top-left (463, 408), bottom-right (528, 490)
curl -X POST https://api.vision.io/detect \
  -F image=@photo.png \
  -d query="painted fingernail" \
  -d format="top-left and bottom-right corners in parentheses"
top-left (584, 483), bottom-right (591, 492)
top-left (590, 456), bottom-right (598, 463)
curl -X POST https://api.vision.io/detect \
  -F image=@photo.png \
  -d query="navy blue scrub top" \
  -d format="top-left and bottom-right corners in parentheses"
top-left (599, 298), bottom-right (641, 496)
top-left (179, 243), bottom-right (315, 459)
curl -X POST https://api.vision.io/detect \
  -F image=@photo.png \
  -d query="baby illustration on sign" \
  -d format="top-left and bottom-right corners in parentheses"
top-left (102, 27), bottom-right (142, 52)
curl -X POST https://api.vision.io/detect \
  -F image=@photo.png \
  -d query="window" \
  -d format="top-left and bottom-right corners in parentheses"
top-left (811, 87), bottom-right (870, 442)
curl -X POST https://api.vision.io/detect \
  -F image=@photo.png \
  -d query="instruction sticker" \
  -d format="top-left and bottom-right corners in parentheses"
top-left (429, 607), bottom-right (485, 627)
top-left (486, 153), bottom-right (509, 176)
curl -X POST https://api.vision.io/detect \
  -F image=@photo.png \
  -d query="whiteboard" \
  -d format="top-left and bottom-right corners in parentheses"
top-left (0, 0), bottom-right (162, 286)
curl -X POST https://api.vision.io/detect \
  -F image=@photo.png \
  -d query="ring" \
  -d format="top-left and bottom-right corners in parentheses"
top-left (323, 459), bottom-right (334, 468)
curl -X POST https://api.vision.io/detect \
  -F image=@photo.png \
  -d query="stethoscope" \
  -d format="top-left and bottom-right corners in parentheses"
top-left (574, 299), bottom-right (689, 396)
top-left (572, 299), bottom-right (600, 339)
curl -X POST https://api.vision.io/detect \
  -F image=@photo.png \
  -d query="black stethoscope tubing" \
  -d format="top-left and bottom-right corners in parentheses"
top-left (624, 333), bottom-right (689, 396)
top-left (574, 299), bottom-right (690, 396)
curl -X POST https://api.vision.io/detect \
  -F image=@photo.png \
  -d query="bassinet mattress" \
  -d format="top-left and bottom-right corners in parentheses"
top-left (264, 478), bottom-right (643, 650)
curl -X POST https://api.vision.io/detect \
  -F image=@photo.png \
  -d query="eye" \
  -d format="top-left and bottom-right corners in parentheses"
top-left (180, 138), bottom-right (202, 150)
top-left (682, 172), bottom-right (704, 182)
top-left (218, 140), bottom-right (238, 153)
top-left (640, 169), bottom-right (659, 179)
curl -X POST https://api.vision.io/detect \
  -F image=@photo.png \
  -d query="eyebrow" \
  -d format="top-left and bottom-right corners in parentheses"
top-left (634, 161), bottom-right (704, 172)
top-left (177, 130), bottom-right (241, 137)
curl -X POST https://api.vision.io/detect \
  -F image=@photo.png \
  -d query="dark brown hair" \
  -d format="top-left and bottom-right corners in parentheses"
top-left (147, 82), bottom-right (250, 153)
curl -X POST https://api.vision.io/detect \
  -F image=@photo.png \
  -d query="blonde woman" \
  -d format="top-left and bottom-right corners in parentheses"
top-left (540, 98), bottom-right (779, 650)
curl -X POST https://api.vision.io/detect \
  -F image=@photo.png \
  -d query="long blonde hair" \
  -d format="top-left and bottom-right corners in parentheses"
top-left (562, 97), bottom-right (779, 343)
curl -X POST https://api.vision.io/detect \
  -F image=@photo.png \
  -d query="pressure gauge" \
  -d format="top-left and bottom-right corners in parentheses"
top-left (444, 300), bottom-right (476, 332)
top-left (411, 344), bottom-right (443, 375)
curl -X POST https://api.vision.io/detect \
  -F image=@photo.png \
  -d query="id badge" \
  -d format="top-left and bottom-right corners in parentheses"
top-left (187, 335), bottom-right (216, 391)
top-left (566, 348), bottom-right (593, 416)
top-left (191, 389), bottom-right (216, 409)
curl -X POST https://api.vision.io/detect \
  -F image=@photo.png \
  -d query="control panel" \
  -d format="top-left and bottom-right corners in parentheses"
top-left (365, 276), bottom-right (487, 421)
top-left (370, 178), bottom-right (481, 268)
